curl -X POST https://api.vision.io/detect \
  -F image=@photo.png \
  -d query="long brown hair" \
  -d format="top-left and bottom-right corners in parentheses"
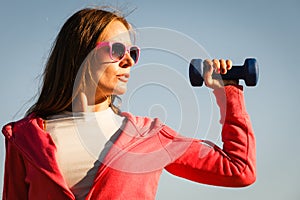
top-left (27, 8), bottom-right (131, 118)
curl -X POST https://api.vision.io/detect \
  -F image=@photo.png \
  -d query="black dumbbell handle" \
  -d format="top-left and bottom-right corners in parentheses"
top-left (211, 65), bottom-right (245, 80)
top-left (189, 58), bottom-right (259, 87)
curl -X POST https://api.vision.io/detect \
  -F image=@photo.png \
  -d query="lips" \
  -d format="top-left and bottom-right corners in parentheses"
top-left (117, 73), bottom-right (130, 82)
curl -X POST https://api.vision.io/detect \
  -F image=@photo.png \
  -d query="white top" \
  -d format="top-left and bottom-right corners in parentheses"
top-left (45, 108), bottom-right (125, 199)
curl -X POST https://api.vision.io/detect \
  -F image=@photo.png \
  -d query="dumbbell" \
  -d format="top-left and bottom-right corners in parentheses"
top-left (189, 58), bottom-right (259, 87)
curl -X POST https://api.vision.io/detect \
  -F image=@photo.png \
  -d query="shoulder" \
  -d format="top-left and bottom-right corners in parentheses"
top-left (120, 112), bottom-right (164, 136)
top-left (2, 113), bottom-right (45, 141)
top-left (120, 112), bottom-right (161, 126)
top-left (120, 112), bottom-right (179, 138)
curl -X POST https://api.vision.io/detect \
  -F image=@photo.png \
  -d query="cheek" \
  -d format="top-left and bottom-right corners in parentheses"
top-left (97, 48), bottom-right (111, 62)
top-left (95, 65), bottom-right (119, 86)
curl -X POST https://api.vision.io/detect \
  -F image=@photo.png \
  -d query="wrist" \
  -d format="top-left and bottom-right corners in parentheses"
top-left (223, 79), bottom-right (239, 86)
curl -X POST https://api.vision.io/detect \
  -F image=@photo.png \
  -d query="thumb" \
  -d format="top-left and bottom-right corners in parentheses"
top-left (203, 59), bottom-right (214, 86)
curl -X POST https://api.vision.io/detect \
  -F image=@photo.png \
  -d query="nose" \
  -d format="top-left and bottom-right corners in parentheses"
top-left (119, 51), bottom-right (135, 68)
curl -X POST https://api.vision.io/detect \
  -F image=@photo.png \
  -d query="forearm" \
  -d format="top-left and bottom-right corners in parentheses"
top-left (164, 85), bottom-right (256, 187)
top-left (214, 85), bottom-right (256, 185)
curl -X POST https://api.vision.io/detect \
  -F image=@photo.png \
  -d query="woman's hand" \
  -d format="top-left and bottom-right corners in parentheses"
top-left (203, 59), bottom-right (239, 89)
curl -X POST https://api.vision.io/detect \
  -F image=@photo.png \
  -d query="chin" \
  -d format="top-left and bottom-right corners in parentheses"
top-left (113, 87), bottom-right (127, 95)
top-left (113, 82), bottom-right (128, 95)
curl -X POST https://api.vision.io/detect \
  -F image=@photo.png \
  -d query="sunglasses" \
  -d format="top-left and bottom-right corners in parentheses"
top-left (96, 42), bottom-right (140, 64)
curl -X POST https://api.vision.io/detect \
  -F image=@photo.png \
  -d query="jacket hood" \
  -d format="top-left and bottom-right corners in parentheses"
top-left (2, 114), bottom-right (72, 196)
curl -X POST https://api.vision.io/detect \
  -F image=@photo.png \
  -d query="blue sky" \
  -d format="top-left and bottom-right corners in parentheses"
top-left (0, 0), bottom-right (299, 199)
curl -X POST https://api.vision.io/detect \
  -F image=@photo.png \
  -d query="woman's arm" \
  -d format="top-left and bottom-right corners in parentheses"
top-left (2, 139), bottom-right (29, 200)
top-left (163, 85), bottom-right (256, 187)
top-left (162, 59), bottom-right (255, 187)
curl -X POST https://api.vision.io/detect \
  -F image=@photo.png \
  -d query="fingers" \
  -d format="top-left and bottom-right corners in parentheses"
top-left (226, 59), bottom-right (232, 71)
top-left (203, 58), bottom-right (233, 89)
top-left (212, 59), bottom-right (232, 74)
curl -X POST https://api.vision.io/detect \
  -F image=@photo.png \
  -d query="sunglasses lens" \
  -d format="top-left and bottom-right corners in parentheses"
top-left (130, 46), bottom-right (139, 63)
top-left (112, 43), bottom-right (126, 61)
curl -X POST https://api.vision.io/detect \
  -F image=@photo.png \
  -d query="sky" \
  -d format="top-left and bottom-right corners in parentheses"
top-left (0, 0), bottom-right (300, 199)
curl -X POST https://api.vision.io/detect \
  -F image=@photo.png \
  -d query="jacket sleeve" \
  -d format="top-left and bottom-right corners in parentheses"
top-left (2, 139), bottom-right (29, 200)
top-left (163, 85), bottom-right (256, 187)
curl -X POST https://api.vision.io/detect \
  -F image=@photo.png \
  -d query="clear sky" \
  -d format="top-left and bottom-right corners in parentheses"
top-left (0, 0), bottom-right (299, 199)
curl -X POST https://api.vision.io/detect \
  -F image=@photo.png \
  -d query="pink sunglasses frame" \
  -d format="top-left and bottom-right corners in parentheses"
top-left (96, 41), bottom-right (140, 64)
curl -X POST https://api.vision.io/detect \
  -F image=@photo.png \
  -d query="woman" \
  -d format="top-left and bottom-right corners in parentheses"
top-left (2, 7), bottom-right (256, 200)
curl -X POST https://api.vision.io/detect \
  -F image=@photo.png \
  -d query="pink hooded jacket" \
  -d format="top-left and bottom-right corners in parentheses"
top-left (2, 85), bottom-right (256, 199)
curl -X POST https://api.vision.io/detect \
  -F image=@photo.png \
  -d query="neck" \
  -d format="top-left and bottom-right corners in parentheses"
top-left (87, 98), bottom-right (110, 112)
top-left (73, 93), bottom-right (111, 112)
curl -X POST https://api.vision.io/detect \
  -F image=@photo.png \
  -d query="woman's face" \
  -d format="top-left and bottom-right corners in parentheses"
top-left (87, 20), bottom-right (135, 104)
